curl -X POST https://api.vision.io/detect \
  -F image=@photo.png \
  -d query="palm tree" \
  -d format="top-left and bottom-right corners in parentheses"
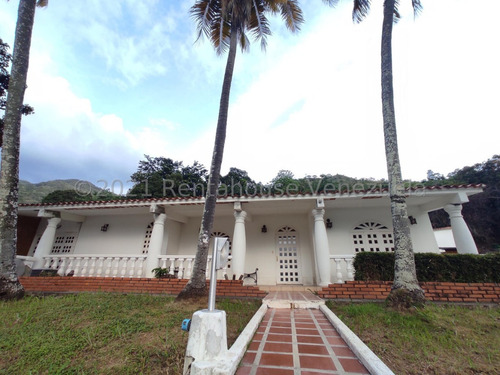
top-left (0, 0), bottom-right (47, 300)
top-left (350, 0), bottom-right (425, 307)
top-left (177, 0), bottom-right (304, 300)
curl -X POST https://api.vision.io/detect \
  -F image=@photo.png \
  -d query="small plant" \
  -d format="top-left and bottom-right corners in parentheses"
top-left (152, 267), bottom-right (169, 279)
top-left (39, 270), bottom-right (58, 277)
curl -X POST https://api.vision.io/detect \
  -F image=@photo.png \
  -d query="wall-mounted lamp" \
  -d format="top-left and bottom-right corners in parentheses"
top-left (326, 219), bottom-right (333, 229)
top-left (101, 224), bottom-right (109, 232)
top-left (261, 225), bottom-right (267, 233)
top-left (409, 216), bottom-right (417, 225)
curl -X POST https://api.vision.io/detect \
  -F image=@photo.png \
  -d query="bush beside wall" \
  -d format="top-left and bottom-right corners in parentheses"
top-left (353, 252), bottom-right (500, 283)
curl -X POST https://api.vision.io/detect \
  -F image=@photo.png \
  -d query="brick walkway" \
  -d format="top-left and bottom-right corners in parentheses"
top-left (236, 307), bottom-right (370, 375)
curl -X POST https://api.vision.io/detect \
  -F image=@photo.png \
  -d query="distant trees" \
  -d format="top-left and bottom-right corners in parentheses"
top-left (128, 155), bottom-right (208, 198)
top-left (427, 155), bottom-right (500, 253)
top-left (41, 189), bottom-right (120, 203)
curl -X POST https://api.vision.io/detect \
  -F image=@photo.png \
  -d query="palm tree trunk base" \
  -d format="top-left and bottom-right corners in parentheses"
top-left (0, 277), bottom-right (25, 300)
top-left (176, 282), bottom-right (208, 301)
top-left (386, 287), bottom-right (425, 309)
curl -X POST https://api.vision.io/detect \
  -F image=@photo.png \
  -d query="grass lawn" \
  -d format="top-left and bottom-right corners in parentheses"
top-left (0, 293), bottom-right (261, 375)
top-left (327, 301), bottom-right (500, 375)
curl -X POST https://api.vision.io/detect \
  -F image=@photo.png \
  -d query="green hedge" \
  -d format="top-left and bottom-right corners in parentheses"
top-left (353, 252), bottom-right (500, 283)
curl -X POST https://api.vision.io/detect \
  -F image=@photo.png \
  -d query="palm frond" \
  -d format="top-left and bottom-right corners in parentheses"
top-left (412, 0), bottom-right (423, 16)
top-left (322, 0), bottom-right (339, 7)
top-left (277, 0), bottom-right (304, 33)
top-left (248, 0), bottom-right (271, 51)
top-left (190, 0), bottom-right (217, 43)
top-left (37, 0), bottom-right (49, 7)
top-left (239, 30), bottom-right (251, 53)
top-left (353, 0), bottom-right (371, 23)
top-left (393, 0), bottom-right (401, 21)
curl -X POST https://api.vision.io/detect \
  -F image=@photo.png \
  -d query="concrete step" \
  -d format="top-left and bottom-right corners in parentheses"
top-left (258, 285), bottom-right (323, 292)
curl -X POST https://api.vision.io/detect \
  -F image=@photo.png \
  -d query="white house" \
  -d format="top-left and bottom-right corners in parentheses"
top-left (16, 184), bottom-right (483, 286)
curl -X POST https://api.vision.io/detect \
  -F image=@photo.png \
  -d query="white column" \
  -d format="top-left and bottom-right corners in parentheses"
top-left (231, 210), bottom-right (247, 279)
top-left (33, 217), bottom-right (61, 268)
top-left (444, 204), bottom-right (479, 254)
top-left (145, 213), bottom-right (167, 277)
top-left (312, 209), bottom-right (331, 286)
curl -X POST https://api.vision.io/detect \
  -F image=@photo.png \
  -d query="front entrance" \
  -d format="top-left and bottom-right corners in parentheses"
top-left (276, 226), bottom-right (302, 284)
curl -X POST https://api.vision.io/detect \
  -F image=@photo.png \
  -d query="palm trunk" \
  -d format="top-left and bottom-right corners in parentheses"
top-left (0, 0), bottom-right (37, 300)
top-left (381, 0), bottom-right (424, 308)
top-left (177, 22), bottom-right (239, 300)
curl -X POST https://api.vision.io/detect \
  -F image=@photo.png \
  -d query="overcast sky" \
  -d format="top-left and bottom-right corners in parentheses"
top-left (0, 0), bottom-right (499, 193)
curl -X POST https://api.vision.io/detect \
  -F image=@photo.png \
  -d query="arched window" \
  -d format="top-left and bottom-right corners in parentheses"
top-left (352, 221), bottom-right (394, 253)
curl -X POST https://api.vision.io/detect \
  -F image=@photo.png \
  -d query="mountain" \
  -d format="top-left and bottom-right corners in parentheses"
top-left (18, 179), bottom-right (101, 204)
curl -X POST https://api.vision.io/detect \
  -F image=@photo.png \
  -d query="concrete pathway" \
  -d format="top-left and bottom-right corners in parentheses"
top-left (234, 291), bottom-right (389, 375)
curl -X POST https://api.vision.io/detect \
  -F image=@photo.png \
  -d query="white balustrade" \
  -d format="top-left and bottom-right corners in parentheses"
top-left (35, 255), bottom-right (148, 278)
top-left (28, 253), bottom-right (229, 280)
top-left (329, 255), bottom-right (355, 283)
top-left (155, 255), bottom-right (232, 280)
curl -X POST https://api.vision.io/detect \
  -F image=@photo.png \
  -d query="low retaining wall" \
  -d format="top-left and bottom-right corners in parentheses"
top-left (318, 281), bottom-right (500, 303)
top-left (19, 277), bottom-right (267, 298)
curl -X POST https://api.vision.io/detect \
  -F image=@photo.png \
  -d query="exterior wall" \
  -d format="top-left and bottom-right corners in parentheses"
top-left (165, 219), bottom-right (181, 255)
top-left (325, 207), bottom-right (393, 255)
top-left (173, 213), bottom-right (315, 286)
top-left (243, 213), bottom-right (315, 286)
top-left (28, 218), bottom-right (83, 256)
top-left (73, 215), bottom-right (151, 255)
top-left (325, 206), bottom-right (440, 255)
top-left (407, 208), bottom-right (440, 253)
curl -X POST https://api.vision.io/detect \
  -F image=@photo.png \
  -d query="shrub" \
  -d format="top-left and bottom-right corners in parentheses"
top-left (353, 252), bottom-right (500, 283)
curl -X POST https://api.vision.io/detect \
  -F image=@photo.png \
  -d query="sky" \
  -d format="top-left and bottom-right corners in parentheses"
top-left (0, 0), bottom-right (499, 194)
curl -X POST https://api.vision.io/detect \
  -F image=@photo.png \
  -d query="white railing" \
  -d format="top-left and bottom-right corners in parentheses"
top-left (27, 254), bottom-right (233, 279)
top-left (40, 255), bottom-right (148, 278)
top-left (16, 255), bottom-right (37, 269)
top-left (330, 255), bottom-right (355, 283)
top-left (157, 255), bottom-right (233, 280)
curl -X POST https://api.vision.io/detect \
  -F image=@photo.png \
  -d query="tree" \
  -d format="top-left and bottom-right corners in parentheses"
top-left (0, 0), bottom-right (47, 300)
top-left (219, 167), bottom-right (255, 196)
top-left (177, 0), bottom-right (304, 300)
top-left (428, 155), bottom-right (500, 252)
top-left (128, 155), bottom-right (208, 198)
top-left (351, 0), bottom-right (425, 308)
top-left (0, 38), bottom-right (34, 147)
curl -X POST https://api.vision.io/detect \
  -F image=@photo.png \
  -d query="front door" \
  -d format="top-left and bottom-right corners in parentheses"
top-left (276, 226), bottom-right (301, 284)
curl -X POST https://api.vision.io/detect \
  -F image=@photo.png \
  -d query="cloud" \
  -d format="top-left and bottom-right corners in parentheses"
top-left (19, 52), bottom-right (173, 184)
